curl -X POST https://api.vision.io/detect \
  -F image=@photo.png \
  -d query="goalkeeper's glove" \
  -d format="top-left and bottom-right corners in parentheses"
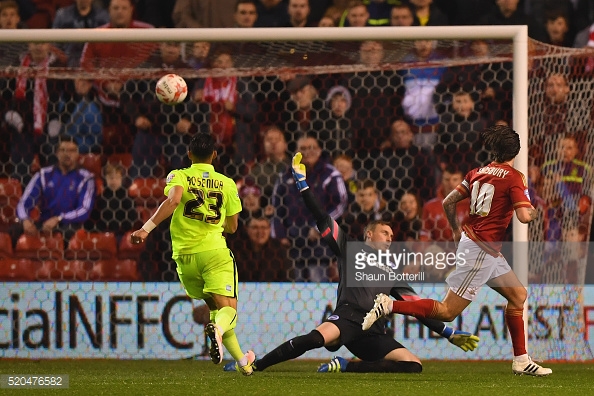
top-left (447, 329), bottom-right (480, 352)
top-left (292, 152), bottom-right (309, 192)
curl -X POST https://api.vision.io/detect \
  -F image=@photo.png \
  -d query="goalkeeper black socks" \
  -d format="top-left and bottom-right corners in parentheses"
top-left (345, 360), bottom-right (422, 373)
top-left (254, 330), bottom-right (325, 371)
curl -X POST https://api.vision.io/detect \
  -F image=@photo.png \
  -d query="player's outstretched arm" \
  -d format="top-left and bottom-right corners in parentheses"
top-left (130, 185), bottom-right (183, 244)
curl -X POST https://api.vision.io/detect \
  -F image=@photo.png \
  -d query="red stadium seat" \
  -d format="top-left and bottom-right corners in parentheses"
top-left (65, 230), bottom-right (117, 260)
top-left (37, 260), bottom-right (93, 281)
top-left (91, 259), bottom-right (139, 282)
top-left (118, 230), bottom-right (145, 260)
top-left (14, 233), bottom-right (64, 260)
top-left (0, 258), bottom-right (42, 281)
top-left (128, 178), bottom-right (166, 208)
top-left (0, 178), bottom-right (22, 230)
top-left (79, 153), bottom-right (104, 177)
top-left (0, 232), bottom-right (13, 258)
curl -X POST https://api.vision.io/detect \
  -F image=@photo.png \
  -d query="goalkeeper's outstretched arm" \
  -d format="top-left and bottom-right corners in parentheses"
top-left (292, 152), bottom-right (346, 257)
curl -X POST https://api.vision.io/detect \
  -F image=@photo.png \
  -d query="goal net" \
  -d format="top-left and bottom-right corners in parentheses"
top-left (0, 27), bottom-right (592, 362)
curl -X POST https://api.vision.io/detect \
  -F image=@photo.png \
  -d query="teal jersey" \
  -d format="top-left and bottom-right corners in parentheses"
top-left (164, 163), bottom-right (242, 257)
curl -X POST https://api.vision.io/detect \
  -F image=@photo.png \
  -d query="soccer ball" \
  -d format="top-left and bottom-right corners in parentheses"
top-left (155, 74), bottom-right (188, 105)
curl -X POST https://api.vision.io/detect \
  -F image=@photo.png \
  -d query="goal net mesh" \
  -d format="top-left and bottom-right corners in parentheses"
top-left (0, 33), bottom-right (592, 361)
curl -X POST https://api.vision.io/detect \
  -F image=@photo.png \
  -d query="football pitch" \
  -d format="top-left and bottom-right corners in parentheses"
top-left (1, 359), bottom-right (593, 395)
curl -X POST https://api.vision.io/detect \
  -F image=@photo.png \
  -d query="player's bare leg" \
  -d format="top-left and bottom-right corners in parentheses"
top-left (488, 271), bottom-right (552, 376)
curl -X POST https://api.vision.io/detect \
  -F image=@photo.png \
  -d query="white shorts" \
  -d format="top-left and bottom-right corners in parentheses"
top-left (445, 232), bottom-right (512, 301)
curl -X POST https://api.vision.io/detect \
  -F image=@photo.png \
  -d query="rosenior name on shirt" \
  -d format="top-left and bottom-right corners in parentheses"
top-left (187, 177), bottom-right (223, 189)
top-left (477, 167), bottom-right (509, 178)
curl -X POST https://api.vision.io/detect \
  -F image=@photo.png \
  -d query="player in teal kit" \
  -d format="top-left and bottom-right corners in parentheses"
top-left (131, 133), bottom-right (255, 375)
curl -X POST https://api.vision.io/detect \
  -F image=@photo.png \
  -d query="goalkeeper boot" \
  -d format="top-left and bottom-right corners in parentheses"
top-left (512, 356), bottom-right (552, 376)
top-left (236, 350), bottom-right (256, 376)
top-left (317, 356), bottom-right (348, 373)
top-left (448, 330), bottom-right (480, 352)
top-left (205, 323), bottom-right (224, 364)
top-left (362, 293), bottom-right (392, 331)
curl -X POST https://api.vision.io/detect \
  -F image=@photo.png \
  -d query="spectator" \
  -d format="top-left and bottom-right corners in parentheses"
top-left (87, 163), bottom-right (138, 240)
top-left (58, 78), bottom-right (104, 155)
top-left (271, 134), bottom-right (348, 282)
top-left (285, 0), bottom-right (314, 27)
top-left (52, 0), bottom-right (110, 67)
top-left (135, 0), bottom-right (175, 28)
top-left (332, 153), bottom-right (358, 204)
top-left (409, 0), bottom-right (449, 25)
top-left (339, 0), bottom-right (369, 27)
top-left (251, 125), bottom-right (290, 203)
top-left (318, 13), bottom-right (335, 26)
top-left (435, 90), bottom-right (486, 172)
top-left (543, 8), bottom-right (573, 47)
top-left (186, 41), bottom-right (211, 70)
top-left (371, 119), bottom-right (435, 203)
top-left (171, 0), bottom-right (236, 28)
top-left (342, 179), bottom-right (391, 239)
top-left (321, 85), bottom-right (354, 157)
top-left (399, 40), bottom-right (446, 130)
top-left (541, 134), bottom-right (592, 241)
top-left (419, 164), bottom-right (469, 243)
top-left (255, 0), bottom-right (289, 27)
top-left (80, 0), bottom-right (156, 70)
top-left (359, 40), bottom-right (385, 66)
top-left (230, 217), bottom-right (290, 281)
top-left (11, 136), bottom-right (95, 246)
top-left (392, 190), bottom-right (423, 242)
top-left (477, 0), bottom-right (547, 41)
top-left (237, 178), bottom-right (266, 227)
top-left (390, 2), bottom-right (418, 26)
top-left (1, 42), bottom-right (67, 184)
top-left (281, 75), bottom-right (328, 151)
top-left (234, 0), bottom-right (258, 27)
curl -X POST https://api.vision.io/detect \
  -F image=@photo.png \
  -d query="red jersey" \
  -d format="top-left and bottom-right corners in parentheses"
top-left (457, 162), bottom-right (532, 256)
top-left (420, 195), bottom-right (470, 242)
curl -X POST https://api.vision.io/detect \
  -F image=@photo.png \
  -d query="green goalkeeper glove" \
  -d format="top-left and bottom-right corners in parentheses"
top-left (448, 330), bottom-right (480, 352)
top-left (292, 152), bottom-right (309, 192)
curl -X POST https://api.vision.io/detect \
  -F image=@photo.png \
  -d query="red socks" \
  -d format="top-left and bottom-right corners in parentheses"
top-left (392, 299), bottom-right (439, 318)
top-left (505, 307), bottom-right (527, 356)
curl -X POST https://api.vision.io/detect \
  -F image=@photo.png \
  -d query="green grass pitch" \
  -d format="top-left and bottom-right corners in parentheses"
top-left (1, 359), bottom-right (593, 395)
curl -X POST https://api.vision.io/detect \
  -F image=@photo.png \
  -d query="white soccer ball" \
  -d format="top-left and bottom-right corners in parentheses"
top-left (155, 74), bottom-right (188, 105)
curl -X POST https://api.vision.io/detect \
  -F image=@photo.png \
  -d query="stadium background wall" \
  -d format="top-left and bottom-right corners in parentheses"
top-left (1, 282), bottom-right (594, 361)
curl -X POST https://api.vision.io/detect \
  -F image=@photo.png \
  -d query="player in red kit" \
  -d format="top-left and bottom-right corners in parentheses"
top-left (362, 125), bottom-right (552, 376)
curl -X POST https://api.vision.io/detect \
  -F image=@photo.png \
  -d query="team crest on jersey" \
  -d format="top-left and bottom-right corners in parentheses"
top-left (166, 173), bottom-right (175, 183)
top-left (202, 172), bottom-right (210, 178)
top-left (327, 315), bottom-right (339, 321)
top-left (524, 189), bottom-right (530, 200)
top-left (226, 285), bottom-right (232, 291)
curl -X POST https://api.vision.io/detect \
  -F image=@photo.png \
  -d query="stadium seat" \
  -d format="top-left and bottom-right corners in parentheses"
top-left (107, 153), bottom-right (133, 170)
top-left (65, 230), bottom-right (117, 260)
top-left (128, 178), bottom-right (166, 208)
top-left (0, 258), bottom-right (42, 281)
top-left (37, 259), bottom-right (93, 281)
top-left (0, 232), bottom-right (13, 258)
top-left (0, 178), bottom-right (22, 230)
top-left (79, 153), bottom-right (104, 177)
top-left (118, 230), bottom-right (145, 260)
top-left (14, 233), bottom-right (64, 260)
top-left (91, 259), bottom-right (139, 282)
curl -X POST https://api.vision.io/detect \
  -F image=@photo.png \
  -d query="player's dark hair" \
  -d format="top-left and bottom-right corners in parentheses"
top-left (481, 124), bottom-right (520, 163)
top-left (363, 220), bottom-right (391, 240)
top-left (189, 133), bottom-right (216, 160)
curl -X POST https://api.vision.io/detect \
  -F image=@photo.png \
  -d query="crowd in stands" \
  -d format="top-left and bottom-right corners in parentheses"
top-left (0, 0), bottom-right (593, 283)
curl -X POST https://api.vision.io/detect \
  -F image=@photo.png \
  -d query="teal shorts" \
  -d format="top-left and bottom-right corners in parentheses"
top-left (174, 248), bottom-right (238, 300)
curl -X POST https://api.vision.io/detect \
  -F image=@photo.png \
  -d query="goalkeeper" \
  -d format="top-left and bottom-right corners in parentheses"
top-left (226, 152), bottom-right (479, 374)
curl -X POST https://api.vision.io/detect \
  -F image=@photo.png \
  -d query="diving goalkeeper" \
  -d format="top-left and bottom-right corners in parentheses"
top-left (226, 152), bottom-right (480, 373)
